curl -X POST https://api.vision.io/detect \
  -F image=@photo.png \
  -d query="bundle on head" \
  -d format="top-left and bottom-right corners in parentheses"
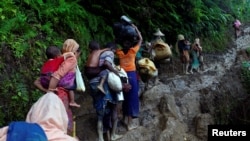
top-left (137, 58), bottom-right (158, 87)
top-left (113, 22), bottom-right (139, 48)
top-left (151, 40), bottom-right (172, 61)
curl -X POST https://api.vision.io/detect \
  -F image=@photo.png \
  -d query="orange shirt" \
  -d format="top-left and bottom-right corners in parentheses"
top-left (116, 44), bottom-right (140, 71)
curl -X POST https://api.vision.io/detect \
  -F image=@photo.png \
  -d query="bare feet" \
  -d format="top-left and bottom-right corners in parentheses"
top-left (127, 124), bottom-right (138, 131)
top-left (111, 134), bottom-right (123, 141)
top-left (69, 102), bottom-right (81, 108)
top-left (97, 85), bottom-right (106, 94)
top-left (98, 138), bottom-right (104, 141)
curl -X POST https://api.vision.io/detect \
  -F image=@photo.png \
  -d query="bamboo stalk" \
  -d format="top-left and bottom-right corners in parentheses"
top-left (73, 116), bottom-right (76, 137)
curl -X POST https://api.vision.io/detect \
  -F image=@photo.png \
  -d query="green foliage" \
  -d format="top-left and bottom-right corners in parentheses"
top-left (0, 0), bottom-right (249, 126)
top-left (230, 0), bottom-right (250, 21)
top-left (83, 0), bottom-right (233, 47)
top-left (0, 1), bottom-right (29, 58)
top-left (0, 76), bottom-right (29, 125)
top-left (241, 61), bottom-right (250, 93)
top-left (214, 92), bottom-right (238, 124)
top-left (0, 0), bottom-right (115, 126)
top-left (246, 46), bottom-right (250, 55)
top-left (202, 31), bottom-right (229, 52)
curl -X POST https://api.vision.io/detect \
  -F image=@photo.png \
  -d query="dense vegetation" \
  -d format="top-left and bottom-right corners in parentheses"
top-left (0, 0), bottom-right (250, 126)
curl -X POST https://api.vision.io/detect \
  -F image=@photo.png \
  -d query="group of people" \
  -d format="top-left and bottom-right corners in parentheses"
top-left (139, 28), bottom-right (204, 76)
top-left (0, 20), bottom-right (206, 140)
top-left (0, 22), bottom-right (143, 141)
top-left (0, 39), bottom-right (81, 141)
top-left (84, 23), bottom-right (142, 141)
top-left (175, 34), bottom-right (204, 74)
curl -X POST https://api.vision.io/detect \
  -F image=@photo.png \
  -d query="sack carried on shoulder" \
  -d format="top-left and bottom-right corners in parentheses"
top-left (76, 65), bottom-right (85, 92)
top-left (152, 41), bottom-right (172, 61)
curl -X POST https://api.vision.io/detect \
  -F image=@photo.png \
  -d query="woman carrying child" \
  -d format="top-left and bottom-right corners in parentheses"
top-left (48, 39), bottom-right (81, 135)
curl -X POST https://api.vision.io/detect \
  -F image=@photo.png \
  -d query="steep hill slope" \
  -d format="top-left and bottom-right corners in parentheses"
top-left (74, 27), bottom-right (250, 141)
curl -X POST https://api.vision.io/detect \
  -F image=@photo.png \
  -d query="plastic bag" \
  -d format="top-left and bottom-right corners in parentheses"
top-left (76, 65), bottom-right (85, 92)
top-left (107, 71), bottom-right (122, 92)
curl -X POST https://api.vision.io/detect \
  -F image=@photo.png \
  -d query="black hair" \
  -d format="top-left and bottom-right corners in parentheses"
top-left (122, 40), bottom-right (133, 50)
top-left (105, 42), bottom-right (117, 50)
top-left (45, 46), bottom-right (61, 59)
top-left (88, 40), bottom-right (100, 50)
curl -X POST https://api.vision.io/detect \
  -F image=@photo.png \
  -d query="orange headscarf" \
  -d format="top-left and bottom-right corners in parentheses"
top-left (52, 39), bottom-right (79, 80)
top-left (62, 39), bottom-right (79, 54)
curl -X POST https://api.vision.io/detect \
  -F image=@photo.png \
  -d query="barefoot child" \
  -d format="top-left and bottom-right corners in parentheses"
top-left (34, 46), bottom-right (80, 107)
top-left (94, 42), bottom-right (120, 95)
top-left (85, 41), bottom-right (115, 95)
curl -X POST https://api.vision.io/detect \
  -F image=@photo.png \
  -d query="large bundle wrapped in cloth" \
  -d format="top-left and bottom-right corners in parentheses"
top-left (151, 40), bottom-right (172, 61)
top-left (137, 58), bottom-right (158, 83)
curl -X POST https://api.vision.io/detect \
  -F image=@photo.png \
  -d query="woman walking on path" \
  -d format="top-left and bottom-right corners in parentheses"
top-left (190, 38), bottom-right (203, 72)
top-left (48, 39), bottom-right (81, 135)
top-left (233, 18), bottom-right (242, 39)
top-left (116, 24), bottom-right (142, 130)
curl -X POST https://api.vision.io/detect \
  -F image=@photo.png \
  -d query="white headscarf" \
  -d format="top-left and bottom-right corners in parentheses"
top-left (26, 92), bottom-right (77, 141)
top-left (0, 92), bottom-right (77, 141)
top-left (0, 127), bottom-right (8, 141)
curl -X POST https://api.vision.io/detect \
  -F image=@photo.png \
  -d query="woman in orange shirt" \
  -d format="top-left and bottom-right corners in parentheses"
top-left (116, 24), bottom-right (142, 130)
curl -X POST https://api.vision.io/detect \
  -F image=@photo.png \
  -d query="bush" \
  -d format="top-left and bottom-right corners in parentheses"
top-left (241, 61), bottom-right (250, 93)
